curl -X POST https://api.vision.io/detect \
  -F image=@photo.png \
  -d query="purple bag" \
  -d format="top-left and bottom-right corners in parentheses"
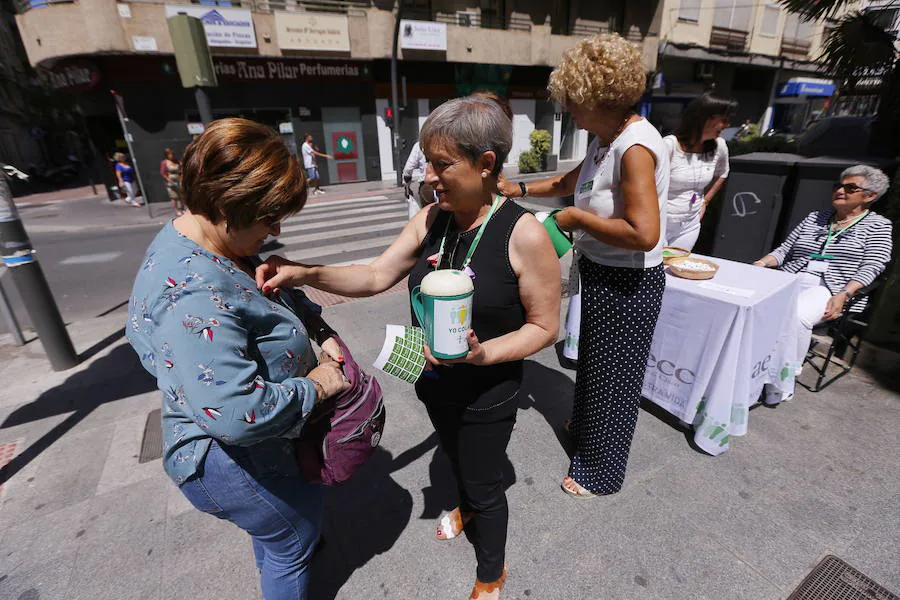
top-left (294, 336), bottom-right (385, 485)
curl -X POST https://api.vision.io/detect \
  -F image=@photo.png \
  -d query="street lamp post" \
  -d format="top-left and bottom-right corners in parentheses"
top-left (0, 166), bottom-right (78, 370)
top-left (390, 3), bottom-right (404, 187)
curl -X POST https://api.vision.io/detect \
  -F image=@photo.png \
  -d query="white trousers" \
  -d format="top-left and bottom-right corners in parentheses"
top-left (767, 273), bottom-right (831, 403)
top-left (792, 273), bottom-right (832, 372)
top-left (123, 181), bottom-right (138, 204)
top-left (665, 216), bottom-right (702, 251)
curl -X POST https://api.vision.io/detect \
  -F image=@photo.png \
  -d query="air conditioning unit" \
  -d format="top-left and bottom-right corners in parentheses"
top-left (695, 62), bottom-right (715, 81)
top-left (456, 11), bottom-right (478, 27)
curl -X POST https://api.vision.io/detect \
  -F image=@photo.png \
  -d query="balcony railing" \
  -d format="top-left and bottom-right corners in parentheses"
top-left (781, 38), bottom-right (811, 60)
top-left (709, 26), bottom-right (748, 52)
top-left (15, 0), bottom-right (372, 13)
top-left (571, 19), bottom-right (615, 37)
top-left (435, 11), bottom-right (532, 32)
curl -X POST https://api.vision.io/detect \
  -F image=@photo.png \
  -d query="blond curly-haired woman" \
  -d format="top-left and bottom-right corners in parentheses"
top-left (500, 33), bottom-right (669, 498)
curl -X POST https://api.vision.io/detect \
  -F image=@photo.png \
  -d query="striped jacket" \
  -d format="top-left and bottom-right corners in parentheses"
top-left (771, 209), bottom-right (893, 312)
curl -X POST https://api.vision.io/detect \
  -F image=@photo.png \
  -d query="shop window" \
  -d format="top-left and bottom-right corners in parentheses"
top-left (713, 0), bottom-right (752, 32)
top-left (678, 0), bottom-right (701, 23)
top-left (760, 4), bottom-right (780, 37)
top-left (784, 12), bottom-right (812, 42)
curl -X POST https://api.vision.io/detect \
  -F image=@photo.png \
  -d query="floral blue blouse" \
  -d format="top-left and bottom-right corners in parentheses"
top-left (126, 221), bottom-right (319, 485)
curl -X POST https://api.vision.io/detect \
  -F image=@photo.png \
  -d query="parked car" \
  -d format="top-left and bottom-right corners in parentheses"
top-left (795, 116), bottom-right (874, 157)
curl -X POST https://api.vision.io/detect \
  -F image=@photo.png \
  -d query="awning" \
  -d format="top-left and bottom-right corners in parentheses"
top-left (777, 77), bottom-right (836, 97)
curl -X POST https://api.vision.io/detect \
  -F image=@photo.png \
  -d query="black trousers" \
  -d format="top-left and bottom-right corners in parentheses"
top-left (417, 371), bottom-right (519, 583)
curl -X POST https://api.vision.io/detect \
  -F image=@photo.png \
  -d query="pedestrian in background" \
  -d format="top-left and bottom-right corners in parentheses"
top-left (113, 152), bottom-right (141, 207)
top-left (402, 141), bottom-right (432, 219)
top-left (469, 89), bottom-right (514, 121)
top-left (257, 97), bottom-right (560, 600)
top-left (663, 93), bottom-right (736, 251)
top-left (301, 133), bottom-right (333, 196)
top-left (159, 148), bottom-right (184, 216)
top-left (126, 118), bottom-right (349, 600)
top-left (500, 33), bottom-right (669, 499)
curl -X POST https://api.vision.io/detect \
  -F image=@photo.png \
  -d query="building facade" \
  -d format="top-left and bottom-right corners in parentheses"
top-left (653, 0), bottom-right (855, 135)
top-left (12, 0), bottom-right (662, 201)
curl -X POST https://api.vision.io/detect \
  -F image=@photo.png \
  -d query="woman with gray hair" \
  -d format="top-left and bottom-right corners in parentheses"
top-left (754, 164), bottom-right (893, 402)
top-left (256, 97), bottom-right (560, 599)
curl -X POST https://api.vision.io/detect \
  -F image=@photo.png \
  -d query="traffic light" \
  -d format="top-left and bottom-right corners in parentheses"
top-left (384, 106), bottom-right (394, 125)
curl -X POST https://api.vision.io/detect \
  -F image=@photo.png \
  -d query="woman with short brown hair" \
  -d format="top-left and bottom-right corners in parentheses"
top-left (126, 118), bottom-right (349, 600)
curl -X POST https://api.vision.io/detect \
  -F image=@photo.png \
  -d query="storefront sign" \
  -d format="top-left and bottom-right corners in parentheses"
top-left (332, 131), bottom-right (358, 159)
top-left (777, 77), bottom-right (835, 97)
top-left (212, 57), bottom-right (369, 82)
top-left (164, 6), bottom-right (257, 48)
top-left (400, 20), bottom-right (447, 51)
top-left (275, 13), bottom-right (350, 52)
top-left (40, 58), bottom-right (101, 94)
top-left (132, 36), bottom-right (158, 51)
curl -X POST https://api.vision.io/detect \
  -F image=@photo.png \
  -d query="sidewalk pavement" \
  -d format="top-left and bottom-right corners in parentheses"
top-left (0, 285), bottom-right (897, 600)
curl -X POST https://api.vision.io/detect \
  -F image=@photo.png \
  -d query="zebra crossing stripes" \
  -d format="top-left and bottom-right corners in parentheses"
top-left (264, 194), bottom-right (409, 267)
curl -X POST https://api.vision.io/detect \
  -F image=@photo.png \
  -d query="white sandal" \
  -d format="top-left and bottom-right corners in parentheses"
top-left (436, 507), bottom-right (471, 540)
top-left (561, 476), bottom-right (596, 499)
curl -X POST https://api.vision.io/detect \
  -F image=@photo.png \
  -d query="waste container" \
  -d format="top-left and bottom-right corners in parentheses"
top-left (778, 156), bottom-right (897, 244)
top-left (705, 152), bottom-right (804, 263)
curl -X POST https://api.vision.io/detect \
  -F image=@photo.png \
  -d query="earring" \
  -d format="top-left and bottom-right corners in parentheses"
top-left (481, 171), bottom-right (488, 178)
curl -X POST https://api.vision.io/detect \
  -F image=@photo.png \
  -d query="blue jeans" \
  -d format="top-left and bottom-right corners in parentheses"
top-left (179, 440), bottom-right (323, 600)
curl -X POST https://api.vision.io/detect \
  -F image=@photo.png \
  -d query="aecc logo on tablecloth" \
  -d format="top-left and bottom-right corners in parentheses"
top-left (646, 353), bottom-right (695, 384)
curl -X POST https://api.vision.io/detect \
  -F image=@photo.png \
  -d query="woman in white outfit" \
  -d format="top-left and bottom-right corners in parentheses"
top-left (753, 165), bottom-right (893, 402)
top-left (663, 93), bottom-right (736, 250)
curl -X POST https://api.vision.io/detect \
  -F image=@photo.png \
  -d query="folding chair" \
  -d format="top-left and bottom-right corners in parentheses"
top-left (800, 278), bottom-right (883, 392)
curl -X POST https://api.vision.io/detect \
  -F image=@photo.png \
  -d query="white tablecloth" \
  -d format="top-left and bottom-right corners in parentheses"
top-left (642, 256), bottom-right (800, 455)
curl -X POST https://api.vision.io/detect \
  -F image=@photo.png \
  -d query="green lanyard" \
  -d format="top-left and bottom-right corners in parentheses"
top-left (435, 195), bottom-right (503, 272)
top-left (813, 210), bottom-right (868, 259)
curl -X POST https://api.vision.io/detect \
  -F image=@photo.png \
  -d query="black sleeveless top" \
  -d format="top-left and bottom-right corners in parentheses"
top-left (409, 199), bottom-right (528, 394)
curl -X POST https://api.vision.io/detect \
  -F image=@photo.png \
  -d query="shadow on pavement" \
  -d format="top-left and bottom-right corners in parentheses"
top-left (0, 343), bottom-right (156, 484)
top-left (77, 326), bottom-right (126, 362)
top-left (309, 446), bottom-right (415, 600)
top-left (519, 359), bottom-right (575, 455)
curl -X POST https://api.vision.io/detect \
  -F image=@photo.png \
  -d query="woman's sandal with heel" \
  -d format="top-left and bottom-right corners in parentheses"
top-left (436, 507), bottom-right (472, 541)
top-left (470, 566), bottom-right (507, 600)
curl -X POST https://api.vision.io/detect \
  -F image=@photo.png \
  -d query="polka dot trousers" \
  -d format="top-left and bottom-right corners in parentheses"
top-left (568, 258), bottom-right (665, 495)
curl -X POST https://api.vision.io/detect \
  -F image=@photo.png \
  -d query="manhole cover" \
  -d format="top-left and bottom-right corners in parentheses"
top-left (788, 555), bottom-right (898, 600)
top-left (139, 408), bottom-right (162, 464)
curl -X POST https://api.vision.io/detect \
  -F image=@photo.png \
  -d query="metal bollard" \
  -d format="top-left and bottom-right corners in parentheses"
top-left (0, 166), bottom-right (78, 370)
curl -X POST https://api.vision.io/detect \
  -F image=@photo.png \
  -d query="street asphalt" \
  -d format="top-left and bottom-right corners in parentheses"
top-left (0, 174), bottom-right (896, 600)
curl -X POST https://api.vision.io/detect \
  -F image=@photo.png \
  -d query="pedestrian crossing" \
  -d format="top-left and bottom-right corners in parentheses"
top-left (263, 194), bottom-right (410, 267)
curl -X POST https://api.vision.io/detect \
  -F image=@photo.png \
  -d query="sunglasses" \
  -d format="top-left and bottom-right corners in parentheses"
top-left (832, 182), bottom-right (872, 195)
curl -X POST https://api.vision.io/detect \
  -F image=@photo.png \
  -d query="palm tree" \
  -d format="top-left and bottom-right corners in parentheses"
top-left (780, 0), bottom-right (899, 157)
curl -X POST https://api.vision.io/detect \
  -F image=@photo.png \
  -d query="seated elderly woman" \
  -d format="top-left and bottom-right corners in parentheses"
top-left (753, 164), bottom-right (893, 402)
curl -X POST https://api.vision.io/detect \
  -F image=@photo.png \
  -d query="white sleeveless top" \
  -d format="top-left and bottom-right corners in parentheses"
top-left (663, 135), bottom-right (729, 223)
top-left (574, 118), bottom-right (669, 269)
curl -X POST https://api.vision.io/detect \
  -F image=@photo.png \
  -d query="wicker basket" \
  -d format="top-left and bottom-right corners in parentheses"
top-left (667, 256), bottom-right (719, 280)
top-left (662, 246), bottom-right (691, 266)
